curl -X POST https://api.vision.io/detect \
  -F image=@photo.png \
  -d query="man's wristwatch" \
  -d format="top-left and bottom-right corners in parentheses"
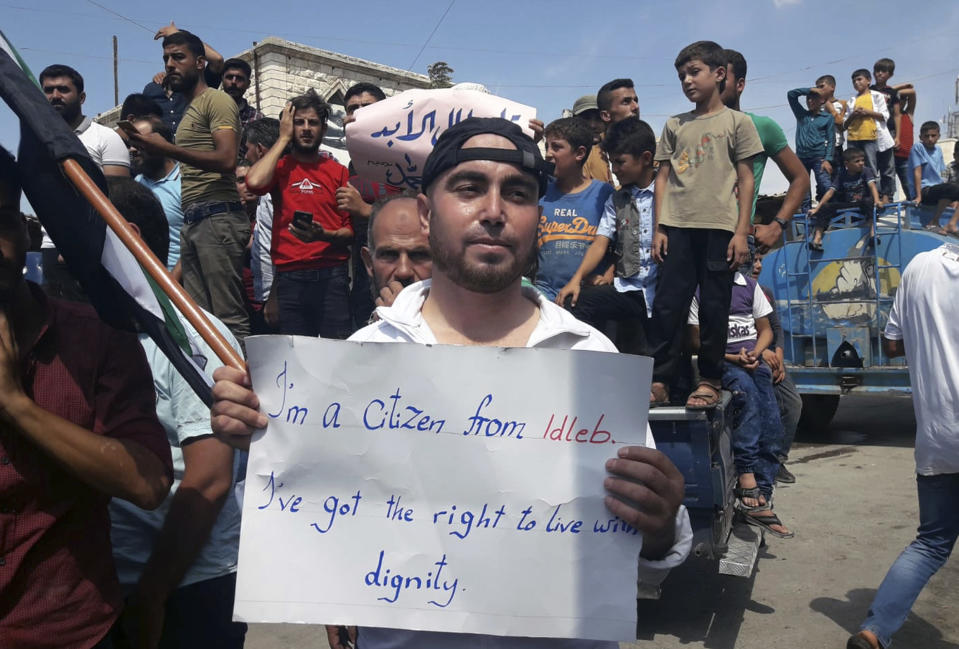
top-left (773, 216), bottom-right (790, 231)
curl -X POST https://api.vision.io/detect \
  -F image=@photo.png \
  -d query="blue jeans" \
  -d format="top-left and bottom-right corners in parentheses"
top-left (895, 156), bottom-right (916, 201)
top-left (800, 156), bottom-right (833, 213)
top-left (877, 146), bottom-right (897, 199)
top-left (275, 265), bottom-right (352, 338)
top-left (723, 361), bottom-right (784, 499)
top-left (861, 472), bottom-right (959, 648)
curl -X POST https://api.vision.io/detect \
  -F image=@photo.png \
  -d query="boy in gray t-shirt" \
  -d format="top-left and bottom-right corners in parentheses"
top-left (646, 40), bottom-right (763, 411)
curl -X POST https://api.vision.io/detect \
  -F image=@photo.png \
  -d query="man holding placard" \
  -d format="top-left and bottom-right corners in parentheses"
top-left (212, 117), bottom-right (691, 647)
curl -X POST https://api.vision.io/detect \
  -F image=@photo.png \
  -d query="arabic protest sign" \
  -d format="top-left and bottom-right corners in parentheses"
top-left (234, 336), bottom-right (653, 641)
top-left (344, 88), bottom-right (537, 191)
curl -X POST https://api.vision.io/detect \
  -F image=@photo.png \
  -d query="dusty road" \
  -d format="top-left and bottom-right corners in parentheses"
top-left (244, 394), bottom-right (958, 649)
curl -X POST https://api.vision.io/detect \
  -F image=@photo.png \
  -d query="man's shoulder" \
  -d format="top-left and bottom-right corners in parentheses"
top-left (747, 112), bottom-right (786, 140)
top-left (81, 120), bottom-right (125, 146)
top-left (197, 88), bottom-right (239, 114)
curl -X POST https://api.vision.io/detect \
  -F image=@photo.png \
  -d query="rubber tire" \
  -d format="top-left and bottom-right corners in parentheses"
top-left (797, 394), bottom-right (841, 433)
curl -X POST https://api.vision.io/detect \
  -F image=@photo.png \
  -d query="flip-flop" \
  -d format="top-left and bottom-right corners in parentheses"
top-left (924, 225), bottom-right (947, 235)
top-left (807, 241), bottom-right (824, 251)
top-left (741, 509), bottom-right (795, 539)
top-left (686, 383), bottom-right (721, 411)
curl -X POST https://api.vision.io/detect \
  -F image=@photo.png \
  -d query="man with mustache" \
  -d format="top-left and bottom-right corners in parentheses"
top-left (361, 194), bottom-right (432, 314)
top-left (126, 30), bottom-right (249, 341)
top-left (210, 118), bottom-right (691, 649)
top-left (245, 91), bottom-right (353, 338)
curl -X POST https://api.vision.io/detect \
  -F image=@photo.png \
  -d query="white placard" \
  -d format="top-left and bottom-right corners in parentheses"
top-left (344, 88), bottom-right (537, 191)
top-left (234, 336), bottom-right (652, 641)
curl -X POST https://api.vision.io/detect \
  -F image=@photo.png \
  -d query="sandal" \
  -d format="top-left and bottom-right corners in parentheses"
top-left (807, 240), bottom-right (824, 252)
top-left (741, 509), bottom-right (795, 539)
top-left (686, 382), bottom-right (721, 411)
top-left (649, 382), bottom-right (669, 408)
top-left (734, 486), bottom-right (766, 511)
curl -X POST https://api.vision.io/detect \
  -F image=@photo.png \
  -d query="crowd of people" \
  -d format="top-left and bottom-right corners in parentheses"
top-left (0, 21), bottom-right (955, 649)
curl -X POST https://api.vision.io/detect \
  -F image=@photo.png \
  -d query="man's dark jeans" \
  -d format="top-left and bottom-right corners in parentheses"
top-left (275, 264), bottom-right (351, 338)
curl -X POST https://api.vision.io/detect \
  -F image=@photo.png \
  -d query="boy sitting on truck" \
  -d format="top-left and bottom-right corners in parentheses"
top-left (807, 148), bottom-right (883, 251)
top-left (689, 271), bottom-right (793, 539)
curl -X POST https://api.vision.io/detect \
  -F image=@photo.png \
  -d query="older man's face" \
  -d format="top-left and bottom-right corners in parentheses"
top-left (362, 197), bottom-right (431, 293)
top-left (419, 133), bottom-right (540, 294)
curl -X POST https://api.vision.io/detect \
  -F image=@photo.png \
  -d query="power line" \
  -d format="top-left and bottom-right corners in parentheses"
top-left (408, 0), bottom-right (455, 71)
top-left (85, 0), bottom-right (153, 34)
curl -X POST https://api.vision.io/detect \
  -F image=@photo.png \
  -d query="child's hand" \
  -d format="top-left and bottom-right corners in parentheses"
top-left (555, 282), bottom-right (580, 308)
top-left (652, 228), bottom-right (668, 264)
top-left (822, 160), bottom-right (832, 175)
top-left (727, 233), bottom-right (750, 269)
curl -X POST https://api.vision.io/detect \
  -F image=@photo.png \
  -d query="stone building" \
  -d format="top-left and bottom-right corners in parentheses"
top-left (99, 36), bottom-right (431, 162)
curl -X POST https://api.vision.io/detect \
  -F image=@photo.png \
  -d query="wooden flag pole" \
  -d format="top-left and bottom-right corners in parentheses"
top-left (61, 158), bottom-right (246, 373)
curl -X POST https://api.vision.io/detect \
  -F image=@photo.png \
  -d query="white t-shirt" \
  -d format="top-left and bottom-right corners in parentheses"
top-left (688, 272), bottom-right (772, 354)
top-left (77, 117), bottom-right (131, 170)
top-left (884, 244), bottom-right (959, 475)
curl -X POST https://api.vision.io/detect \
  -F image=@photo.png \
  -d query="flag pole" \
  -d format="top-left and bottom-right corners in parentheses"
top-left (61, 158), bottom-right (246, 373)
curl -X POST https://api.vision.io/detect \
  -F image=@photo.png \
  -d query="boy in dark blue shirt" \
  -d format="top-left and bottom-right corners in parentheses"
top-left (535, 118), bottom-right (614, 300)
top-left (807, 148), bottom-right (882, 250)
top-left (788, 86), bottom-right (835, 212)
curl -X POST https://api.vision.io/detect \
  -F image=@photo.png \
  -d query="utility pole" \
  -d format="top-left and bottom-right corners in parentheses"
top-left (112, 35), bottom-right (118, 106)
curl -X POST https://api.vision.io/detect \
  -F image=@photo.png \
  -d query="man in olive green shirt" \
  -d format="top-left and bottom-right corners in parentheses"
top-left (127, 29), bottom-right (249, 340)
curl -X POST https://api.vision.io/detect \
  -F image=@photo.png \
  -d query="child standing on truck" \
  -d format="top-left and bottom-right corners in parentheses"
top-left (688, 271), bottom-right (792, 539)
top-left (555, 119), bottom-right (658, 355)
top-left (787, 86), bottom-right (835, 212)
top-left (646, 40), bottom-right (763, 410)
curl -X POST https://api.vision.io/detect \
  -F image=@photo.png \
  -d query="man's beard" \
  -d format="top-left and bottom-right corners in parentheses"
top-left (292, 137), bottom-right (320, 154)
top-left (166, 70), bottom-right (198, 93)
top-left (224, 86), bottom-right (244, 100)
top-left (428, 221), bottom-right (532, 294)
top-left (51, 100), bottom-right (81, 125)
top-left (133, 154), bottom-right (164, 178)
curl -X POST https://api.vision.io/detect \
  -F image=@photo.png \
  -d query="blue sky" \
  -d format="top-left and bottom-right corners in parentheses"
top-left (2, 0), bottom-right (958, 197)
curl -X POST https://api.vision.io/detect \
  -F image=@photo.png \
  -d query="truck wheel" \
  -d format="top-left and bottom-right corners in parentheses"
top-left (798, 395), bottom-right (841, 434)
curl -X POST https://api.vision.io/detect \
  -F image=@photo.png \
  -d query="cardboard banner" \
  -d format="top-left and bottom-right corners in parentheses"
top-left (344, 88), bottom-right (537, 191)
top-left (234, 336), bottom-right (652, 641)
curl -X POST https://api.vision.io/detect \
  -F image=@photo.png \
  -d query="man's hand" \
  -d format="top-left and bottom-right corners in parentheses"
top-left (154, 21), bottom-right (179, 41)
top-left (375, 280), bottom-right (406, 309)
top-left (152, 71), bottom-right (166, 86)
top-left (752, 222), bottom-right (782, 252)
top-left (0, 311), bottom-right (25, 417)
top-left (727, 233), bottom-right (750, 269)
top-left (336, 184), bottom-right (372, 218)
top-left (604, 446), bottom-right (684, 560)
top-left (326, 625), bottom-right (357, 649)
top-left (651, 227), bottom-right (668, 264)
top-left (528, 118), bottom-right (545, 143)
top-left (289, 219), bottom-right (330, 243)
top-left (210, 366), bottom-right (268, 451)
top-left (279, 103), bottom-right (295, 143)
top-left (555, 281), bottom-right (580, 308)
top-left (876, 198), bottom-right (885, 211)
top-left (893, 136), bottom-right (900, 149)
top-left (263, 291), bottom-right (279, 329)
top-left (119, 593), bottom-right (165, 649)
top-left (125, 129), bottom-right (170, 156)
top-left (822, 160), bottom-right (833, 175)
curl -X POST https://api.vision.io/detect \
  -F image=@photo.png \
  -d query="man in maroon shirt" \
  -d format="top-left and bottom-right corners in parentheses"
top-left (0, 149), bottom-right (173, 648)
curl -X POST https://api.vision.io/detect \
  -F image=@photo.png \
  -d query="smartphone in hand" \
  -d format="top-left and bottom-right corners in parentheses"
top-left (292, 210), bottom-right (313, 229)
